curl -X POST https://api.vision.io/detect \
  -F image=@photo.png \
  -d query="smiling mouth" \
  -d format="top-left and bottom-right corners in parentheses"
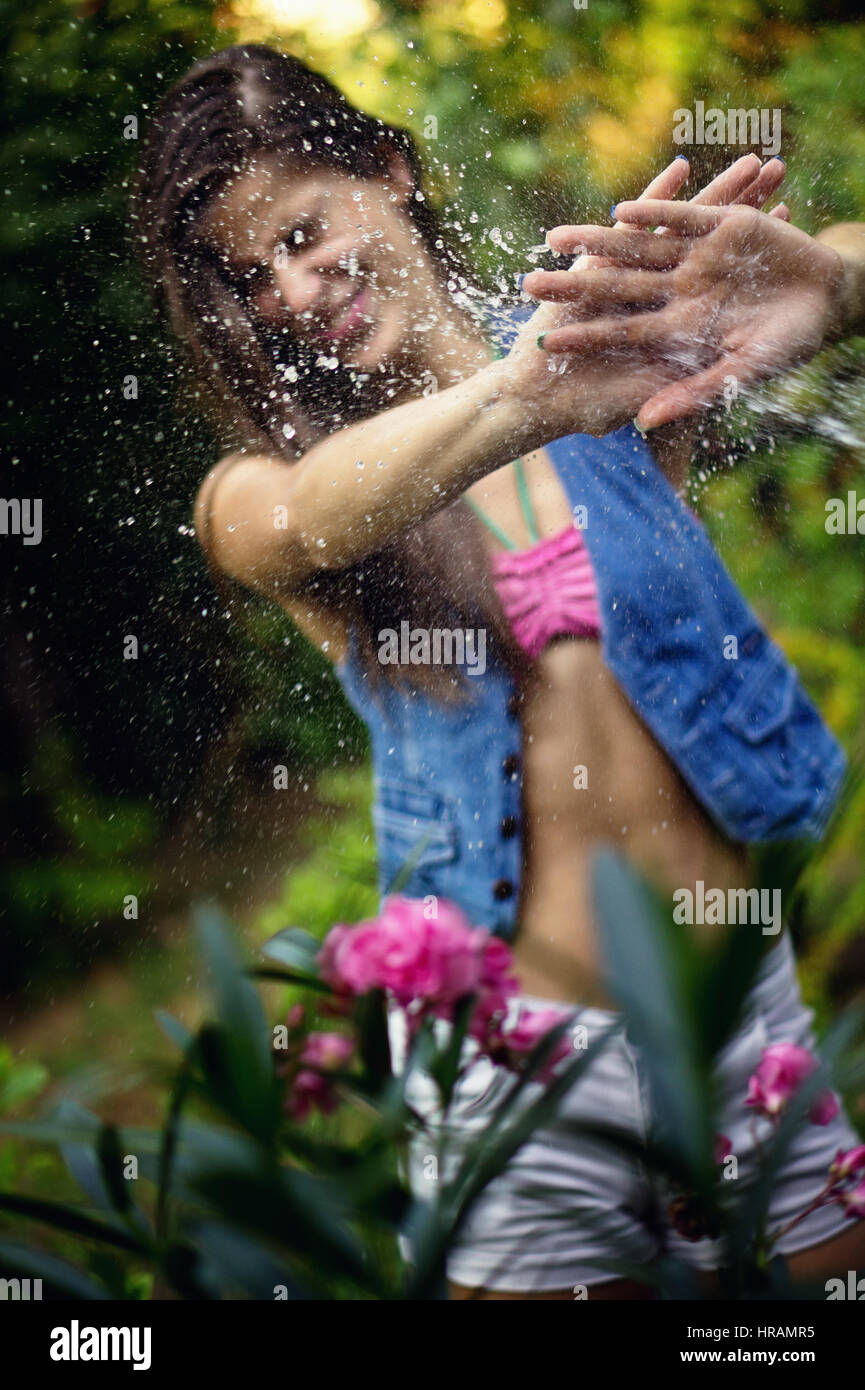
top-left (322, 286), bottom-right (370, 344)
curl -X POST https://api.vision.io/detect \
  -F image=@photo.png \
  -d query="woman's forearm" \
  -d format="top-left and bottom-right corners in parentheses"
top-left (201, 356), bottom-right (552, 592)
top-left (292, 358), bottom-right (550, 568)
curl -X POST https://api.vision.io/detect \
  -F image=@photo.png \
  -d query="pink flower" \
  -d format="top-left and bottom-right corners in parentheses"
top-left (468, 933), bottom-right (521, 1039)
top-left (810, 1089), bottom-right (842, 1127)
top-left (714, 1134), bottom-right (733, 1165)
top-left (318, 896), bottom-right (516, 1019)
top-left (829, 1144), bottom-right (865, 1185)
top-left (318, 921), bottom-right (383, 997)
top-left (300, 1032), bottom-right (354, 1070)
top-left (286, 1031), bottom-right (353, 1123)
top-left (838, 1178), bottom-right (865, 1220)
top-left (489, 1006), bottom-right (575, 1083)
top-left (317, 897), bottom-right (530, 1075)
top-left (746, 1043), bottom-right (840, 1126)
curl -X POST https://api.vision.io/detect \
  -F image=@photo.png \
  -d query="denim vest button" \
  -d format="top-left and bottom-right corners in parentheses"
top-left (500, 815), bottom-right (518, 838)
top-left (492, 878), bottom-right (514, 901)
top-left (502, 753), bottom-right (520, 777)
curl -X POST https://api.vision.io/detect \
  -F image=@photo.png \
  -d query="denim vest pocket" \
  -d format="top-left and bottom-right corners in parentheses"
top-left (722, 640), bottom-right (796, 752)
top-left (373, 778), bottom-right (460, 878)
top-left (697, 637), bottom-right (846, 841)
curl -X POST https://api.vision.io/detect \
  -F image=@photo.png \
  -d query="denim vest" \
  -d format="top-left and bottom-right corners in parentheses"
top-left (334, 336), bottom-right (845, 940)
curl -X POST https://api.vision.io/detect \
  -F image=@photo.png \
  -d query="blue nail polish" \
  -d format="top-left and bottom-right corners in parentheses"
top-left (516, 273), bottom-right (526, 290)
top-left (675, 154), bottom-right (689, 162)
top-left (771, 156), bottom-right (786, 167)
top-left (537, 333), bottom-right (547, 350)
top-left (610, 203), bottom-right (618, 219)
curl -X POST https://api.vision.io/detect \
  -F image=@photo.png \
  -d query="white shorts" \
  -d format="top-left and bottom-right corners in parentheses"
top-left (393, 932), bottom-right (861, 1293)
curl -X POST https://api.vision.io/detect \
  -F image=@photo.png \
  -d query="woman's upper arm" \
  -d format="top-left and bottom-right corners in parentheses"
top-left (193, 453), bottom-right (313, 595)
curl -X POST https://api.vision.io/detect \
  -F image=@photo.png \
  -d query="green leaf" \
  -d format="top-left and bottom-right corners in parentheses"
top-left (426, 994), bottom-right (475, 1108)
top-left (96, 1123), bottom-right (133, 1217)
top-left (193, 903), bottom-right (281, 1144)
top-left (156, 1058), bottom-right (194, 1243)
top-left (186, 1220), bottom-right (312, 1301)
top-left (591, 849), bottom-right (714, 1187)
top-left (696, 917), bottom-right (774, 1064)
top-left (154, 1010), bottom-right (194, 1053)
top-left (0, 1046), bottom-right (48, 1112)
top-left (354, 989), bottom-right (392, 1091)
top-left (53, 1100), bottom-right (110, 1211)
top-left (259, 927), bottom-right (324, 981)
top-left (0, 1192), bottom-right (146, 1254)
top-left (248, 966), bottom-right (332, 993)
top-left (186, 1162), bottom-right (381, 1297)
top-left (0, 1120), bottom-right (162, 1153)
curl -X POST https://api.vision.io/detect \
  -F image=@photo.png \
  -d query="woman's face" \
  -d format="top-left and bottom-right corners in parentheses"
top-left (199, 150), bottom-right (443, 374)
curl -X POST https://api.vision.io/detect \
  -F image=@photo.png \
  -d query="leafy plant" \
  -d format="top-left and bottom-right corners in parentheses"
top-left (2, 845), bottom-right (862, 1300)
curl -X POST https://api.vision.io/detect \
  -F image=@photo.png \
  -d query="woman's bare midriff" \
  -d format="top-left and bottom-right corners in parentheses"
top-left (513, 636), bottom-right (751, 1008)
top-left (277, 444), bottom-right (752, 1012)
top-left (280, 593), bottom-right (751, 1012)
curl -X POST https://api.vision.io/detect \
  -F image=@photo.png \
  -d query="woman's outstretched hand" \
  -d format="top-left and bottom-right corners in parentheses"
top-left (505, 154), bottom-right (795, 438)
top-left (523, 161), bottom-right (853, 431)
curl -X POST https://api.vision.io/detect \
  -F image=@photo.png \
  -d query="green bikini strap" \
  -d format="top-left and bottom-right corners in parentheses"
top-left (463, 492), bottom-right (517, 550)
top-left (513, 456), bottom-right (541, 546)
top-left (463, 457), bottom-right (541, 551)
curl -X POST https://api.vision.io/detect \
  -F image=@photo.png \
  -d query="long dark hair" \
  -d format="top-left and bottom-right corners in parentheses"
top-left (131, 43), bottom-right (521, 698)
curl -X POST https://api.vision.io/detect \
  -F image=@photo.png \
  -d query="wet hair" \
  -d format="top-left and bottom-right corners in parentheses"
top-left (132, 43), bottom-right (520, 698)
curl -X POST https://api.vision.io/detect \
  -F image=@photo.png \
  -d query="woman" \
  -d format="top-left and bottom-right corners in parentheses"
top-left (134, 44), bottom-right (865, 1299)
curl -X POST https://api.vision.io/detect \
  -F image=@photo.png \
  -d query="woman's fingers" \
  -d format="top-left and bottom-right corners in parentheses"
top-left (525, 233), bottom-right (686, 292)
top-left (546, 222), bottom-right (688, 259)
top-left (686, 153), bottom-right (785, 210)
top-left (537, 306), bottom-right (704, 358)
top-left (525, 266), bottom-right (673, 312)
top-left (545, 159), bottom-right (786, 260)
top-left (551, 157), bottom-right (691, 267)
top-left (688, 153), bottom-right (764, 206)
top-left (631, 155), bottom-right (691, 204)
top-left (724, 158), bottom-right (786, 209)
top-left (770, 202), bottom-right (791, 222)
top-left (611, 199), bottom-right (741, 233)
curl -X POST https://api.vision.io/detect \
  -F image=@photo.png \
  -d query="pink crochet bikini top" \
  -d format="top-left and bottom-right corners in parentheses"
top-left (464, 459), bottom-right (601, 661)
top-left (489, 523), bottom-right (601, 659)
